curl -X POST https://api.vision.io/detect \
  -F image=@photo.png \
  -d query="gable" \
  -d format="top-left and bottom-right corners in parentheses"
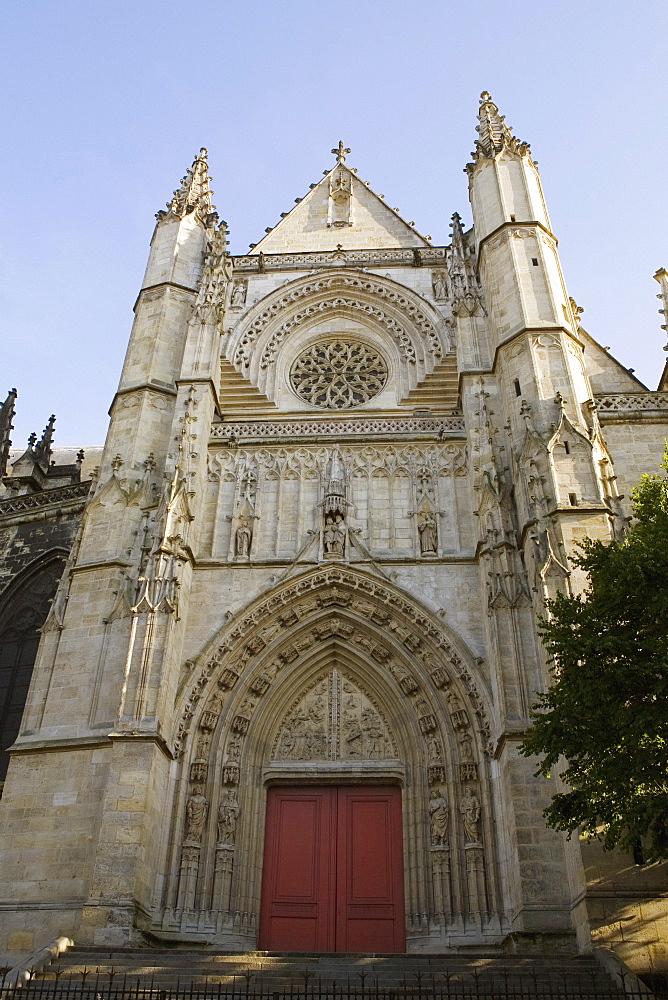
top-left (580, 328), bottom-right (649, 393)
top-left (250, 162), bottom-right (431, 254)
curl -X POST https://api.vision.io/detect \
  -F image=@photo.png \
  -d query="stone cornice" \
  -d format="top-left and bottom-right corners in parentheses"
top-left (210, 414), bottom-right (465, 442)
top-left (594, 392), bottom-right (668, 423)
top-left (134, 280), bottom-right (198, 311)
top-left (476, 220), bottom-right (557, 262)
top-left (109, 380), bottom-right (178, 414)
top-left (231, 246), bottom-right (448, 273)
top-left (9, 734), bottom-right (112, 755)
top-left (0, 480), bottom-right (91, 521)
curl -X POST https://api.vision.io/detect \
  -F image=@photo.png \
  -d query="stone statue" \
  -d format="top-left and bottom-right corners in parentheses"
top-left (231, 282), bottom-right (247, 307)
top-left (460, 785), bottom-right (481, 842)
top-left (194, 732), bottom-right (210, 761)
top-left (185, 786), bottom-right (208, 842)
top-left (459, 732), bottom-right (474, 762)
top-left (429, 788), bottom-right (449, 846)
top-left (235, 520), bottom-right (252, 557)
top-left (432, 270), bottom-right (447, 300)
top-left (323, 514), bottom-right (346, 556)
top-left (418, 511), bottom-right (438, 554)
top-left (217, 789), bottom-right (240, 844)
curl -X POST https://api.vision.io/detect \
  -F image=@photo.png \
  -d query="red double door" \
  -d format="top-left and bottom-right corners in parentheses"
top-left (259, 786), bottom-right (405, 953)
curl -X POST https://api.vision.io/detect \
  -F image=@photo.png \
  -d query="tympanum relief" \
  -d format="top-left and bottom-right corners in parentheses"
top-left (273, 669), bottom-right (397, 762)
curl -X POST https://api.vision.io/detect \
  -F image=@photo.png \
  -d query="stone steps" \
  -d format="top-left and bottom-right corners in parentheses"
top-left (219, 359), bottom-right (277, 414)
top-left (401, 358), bottom-right (459, 413)
top-left (42, 948), bottom-right (624, 995)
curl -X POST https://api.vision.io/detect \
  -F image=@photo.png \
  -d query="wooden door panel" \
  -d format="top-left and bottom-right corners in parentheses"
top-left (336, 787), bottom-right (405, 953)
top-left (260, 785), bottom-right (405, 953)
top-left (259, 787), bottom-right (335, 951)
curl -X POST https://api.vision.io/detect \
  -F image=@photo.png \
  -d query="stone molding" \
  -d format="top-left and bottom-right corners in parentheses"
top-left (210, 415), bottom-right (465, 441)
top-left (231, 247), bottom-right (448, 272)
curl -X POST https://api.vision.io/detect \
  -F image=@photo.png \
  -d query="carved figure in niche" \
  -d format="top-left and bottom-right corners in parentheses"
top-left (460, 785), bottom-right (481, 842)
top-left (432, 270), bottom-right (448, 300)
top-left (208, 692), bottom-right (223, 715)
top-left (323, 514), bottom-right (346, 556)
top-left (459, 732), bottom-right (474, 762)
top-left (447, 690), bottom-right (463, 712)
top-left (226, 734), bottom-right (243, 762)
top-left (429, 788), bottom-right (449, 845)
top-left (231, 281), bottom-right (247, 307)
top-left (185, 786), bottom-right (209, 842)
top-left (418, 511), bottom-right (438, 554)
top-left (217, 789), bottom-right (240, 843)
top-left (449, 258), bottom-right (466, 299)
top-left (426, 733), bottom-right (443, 762)
top-left (195, 732), bottom-right (210, 761)
top-left (235, 519), bottom-right (253, 557)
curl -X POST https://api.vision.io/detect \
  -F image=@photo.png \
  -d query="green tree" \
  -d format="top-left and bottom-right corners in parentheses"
top-left (520, 453), bottom-right (668, 861)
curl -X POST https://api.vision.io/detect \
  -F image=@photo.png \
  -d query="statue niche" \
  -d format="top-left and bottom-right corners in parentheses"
top-left (328, 167), bottom-right (352, 228)
top-left (273, 669), bottom-right (396, 762)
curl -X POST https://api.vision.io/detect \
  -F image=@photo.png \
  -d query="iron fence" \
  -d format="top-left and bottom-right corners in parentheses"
top-left (0, 969), bottom-right (658, 1000)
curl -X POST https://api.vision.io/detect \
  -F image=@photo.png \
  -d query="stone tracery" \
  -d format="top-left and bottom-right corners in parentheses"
top-left (290, 340), bottom-right (388, 409)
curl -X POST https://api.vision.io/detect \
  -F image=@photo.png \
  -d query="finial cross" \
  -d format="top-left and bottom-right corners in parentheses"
top-left (331, 140), bottom-right (351, 164)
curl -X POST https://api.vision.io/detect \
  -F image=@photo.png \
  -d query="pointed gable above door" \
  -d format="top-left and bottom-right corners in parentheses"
top-left (250, 143), bottom-right (432, 254)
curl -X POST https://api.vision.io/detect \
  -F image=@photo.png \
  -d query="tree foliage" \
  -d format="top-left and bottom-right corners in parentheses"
top-left (520, 453), bottom-right (668, 861)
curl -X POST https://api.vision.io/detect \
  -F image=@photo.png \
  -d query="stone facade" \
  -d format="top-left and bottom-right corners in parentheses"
top-left (1, 95), bottom-right (668, 969)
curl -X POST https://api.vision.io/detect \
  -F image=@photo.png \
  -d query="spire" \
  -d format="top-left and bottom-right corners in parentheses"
top-left (447, 212), bottom-right (482, 316)
top-left (33, 414), bottom-right (55, 471)
top-left (157, 148), bottom-right (218, 228)
top-left (472, 92), bottom-right (531, 161)
top-left (654, 268), bottom-right (668, 350)
top-left (0, 388), bottom-right (16, 478)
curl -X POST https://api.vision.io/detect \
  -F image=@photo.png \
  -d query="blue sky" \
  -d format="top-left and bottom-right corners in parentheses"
top-left (1, 0), bottom-right (666, 447)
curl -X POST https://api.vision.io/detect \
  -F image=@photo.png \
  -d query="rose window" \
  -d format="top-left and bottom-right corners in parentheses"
top-left (290, 341), bottom-right (388, 409)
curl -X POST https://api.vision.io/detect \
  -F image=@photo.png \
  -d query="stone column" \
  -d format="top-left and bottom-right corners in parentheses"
top-left (465, 844), bottom-right (487, 922)
top-left (212, 845), bottom-right (235, 914)
top-left (431, 847), bottom-right (452, 928)
top-left (176, 843), bottom-right (201, 912)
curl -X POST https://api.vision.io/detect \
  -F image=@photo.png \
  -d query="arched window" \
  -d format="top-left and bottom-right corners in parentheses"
top-left (0, 557), bottom-right (65, 782)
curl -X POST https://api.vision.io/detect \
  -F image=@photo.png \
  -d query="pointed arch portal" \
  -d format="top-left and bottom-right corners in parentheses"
top-left (157, 566), bottom-right (500, 949)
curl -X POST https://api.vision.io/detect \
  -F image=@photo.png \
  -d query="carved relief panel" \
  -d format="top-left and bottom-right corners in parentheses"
top-left (272, 668), bottom-right (397, 762)
top-left (203, 443), bottom-right (469, 561)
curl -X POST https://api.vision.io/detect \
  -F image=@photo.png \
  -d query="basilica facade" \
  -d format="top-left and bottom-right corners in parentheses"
top-left (1, 94), bottom-right (668, 966)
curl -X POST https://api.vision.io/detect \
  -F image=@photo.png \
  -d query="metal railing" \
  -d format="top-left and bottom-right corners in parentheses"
top-left (0, 968), bottom-right (655, 1000)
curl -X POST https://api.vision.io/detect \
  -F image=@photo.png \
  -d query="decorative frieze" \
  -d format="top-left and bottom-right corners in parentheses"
top-left (231, 246), bottom-right (447, 272)
top-left (594, 393), bottom-right (668, 413)
top-left (210, 416), bottom-right (465, 441)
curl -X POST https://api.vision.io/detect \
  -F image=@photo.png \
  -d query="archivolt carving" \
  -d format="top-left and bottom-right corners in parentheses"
top-left (231, 272), bottom-right (445, 370)
top-left (174, 566), bottom-right (491, 760)
top-left (259, 296), bottom-right (418, 368)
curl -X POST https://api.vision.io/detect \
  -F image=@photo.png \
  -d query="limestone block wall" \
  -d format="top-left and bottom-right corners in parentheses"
top-left (601, 417), bottom-right (668, 514)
